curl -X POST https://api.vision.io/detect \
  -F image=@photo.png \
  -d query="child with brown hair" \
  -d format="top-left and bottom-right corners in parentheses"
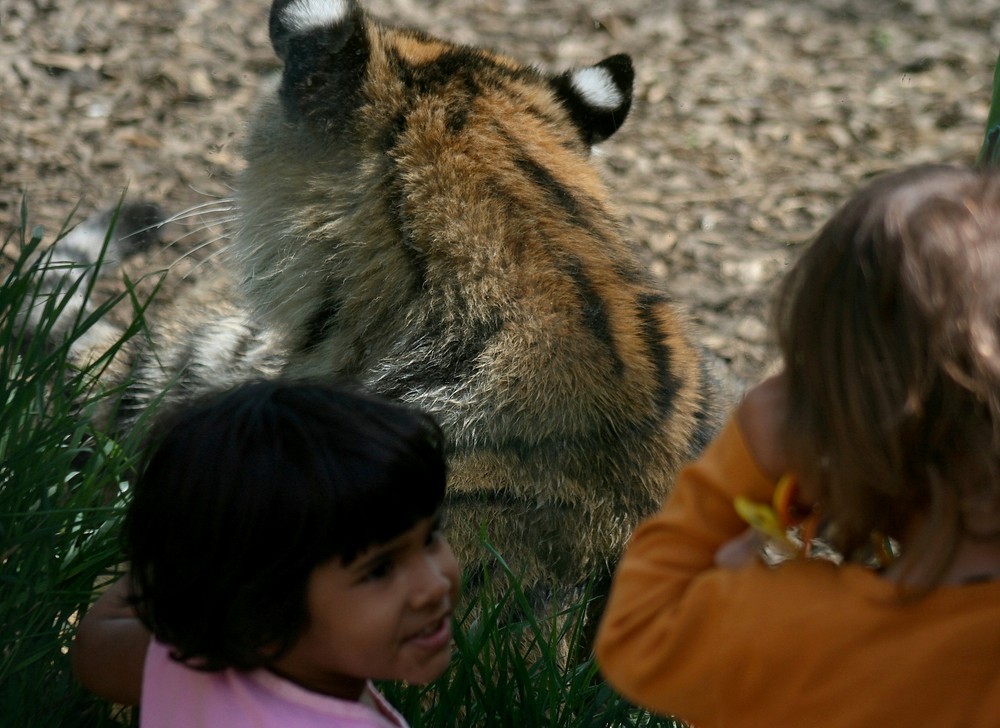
top-left (596, 164), bottom-right (1000, 726)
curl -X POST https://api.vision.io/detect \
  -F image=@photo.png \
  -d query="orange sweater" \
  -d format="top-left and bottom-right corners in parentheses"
top-left (595, 417), bottom-right (1000, 727)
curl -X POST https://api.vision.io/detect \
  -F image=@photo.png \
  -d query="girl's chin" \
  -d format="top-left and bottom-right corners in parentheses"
top-left (400, 638), bottom-right (453, 684)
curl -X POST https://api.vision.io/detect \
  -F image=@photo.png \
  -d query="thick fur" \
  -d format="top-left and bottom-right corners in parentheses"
top-left (44, 0), bottom-right (720, 596)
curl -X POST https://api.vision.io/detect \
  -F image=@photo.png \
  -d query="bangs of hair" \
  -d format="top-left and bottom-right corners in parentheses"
top-left (273, 385), bottom-right (448, 564)
top-left (196, 381), bottom-right (448, 583)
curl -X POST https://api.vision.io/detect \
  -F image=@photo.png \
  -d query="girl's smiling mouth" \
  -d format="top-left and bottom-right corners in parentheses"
top-left (406, 612), bottom-right (452, 651)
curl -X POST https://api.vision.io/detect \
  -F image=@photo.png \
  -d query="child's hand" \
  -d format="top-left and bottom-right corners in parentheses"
top-left (72, 575), bottom-right (150, 706)
top-left (714, 529), bottom-right (764, 568)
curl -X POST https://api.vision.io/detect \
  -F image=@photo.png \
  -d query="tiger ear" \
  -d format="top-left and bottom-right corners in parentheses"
top-left (551, 54), bottom-right (634, 146)
top-left (269, 0), bottom-right (370, 129)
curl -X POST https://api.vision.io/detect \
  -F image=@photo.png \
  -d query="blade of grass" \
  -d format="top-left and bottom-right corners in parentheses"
top-left (977, 48), bottom-right (1000, 167)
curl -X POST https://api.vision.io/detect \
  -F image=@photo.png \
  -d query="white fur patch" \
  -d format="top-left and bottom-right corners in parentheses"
top-left (569, 67), bottom-right (623, 110)
top-left (281, 0), bottom-right (349, 34)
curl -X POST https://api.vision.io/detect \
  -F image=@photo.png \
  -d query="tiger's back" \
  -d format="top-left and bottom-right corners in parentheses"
top-left (231, 0), bottom-right (720, 586)
top-left (42, 0), bottom-right (720, 594)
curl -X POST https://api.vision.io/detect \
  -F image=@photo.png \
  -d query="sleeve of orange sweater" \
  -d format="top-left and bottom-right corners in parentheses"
top-left (594, 414), bottom-right (776, 716)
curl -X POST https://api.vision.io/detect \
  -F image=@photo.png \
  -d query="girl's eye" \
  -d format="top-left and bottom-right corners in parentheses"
top-left (424, 515), bottom-right (445, 548)
top-left (364, 558), bottom-right (394, 581)
top-left (425, 525), bottom-right (445, 548)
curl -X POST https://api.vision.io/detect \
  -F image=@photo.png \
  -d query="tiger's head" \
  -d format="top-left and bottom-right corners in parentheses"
top-left (236, 0), bottom-right (637, 375)
top-left (268, 0), bottom-right (633, 146)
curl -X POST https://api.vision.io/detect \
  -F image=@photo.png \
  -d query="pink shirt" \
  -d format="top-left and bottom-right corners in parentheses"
top-left (141, 639), bottom-right (409, 728)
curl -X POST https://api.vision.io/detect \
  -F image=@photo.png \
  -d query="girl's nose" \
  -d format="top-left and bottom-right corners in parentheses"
top-left (410, 550), bottom-right (455, 608)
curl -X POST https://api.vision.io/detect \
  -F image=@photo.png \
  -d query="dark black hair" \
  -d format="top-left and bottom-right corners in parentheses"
top-left (123, 379), bottom-right (446, 671)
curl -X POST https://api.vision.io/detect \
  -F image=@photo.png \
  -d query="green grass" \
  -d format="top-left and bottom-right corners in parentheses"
top-left (0, 201), bottom-right (679, 727)
top-left (0, 200), bottom-right (155, 727)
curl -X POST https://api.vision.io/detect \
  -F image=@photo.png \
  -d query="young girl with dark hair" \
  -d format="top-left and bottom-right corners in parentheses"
top-left (72, 380), bottom-right (459, 727)
top-left (596, 164), bottom-right (1000, 726)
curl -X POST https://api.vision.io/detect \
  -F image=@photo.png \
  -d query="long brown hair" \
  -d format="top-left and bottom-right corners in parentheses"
top-left (776, 164), bottom-right (1000, 586)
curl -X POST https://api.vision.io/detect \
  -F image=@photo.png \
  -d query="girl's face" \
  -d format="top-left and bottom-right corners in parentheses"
top-left (270, 513), bottom-right (460, 700)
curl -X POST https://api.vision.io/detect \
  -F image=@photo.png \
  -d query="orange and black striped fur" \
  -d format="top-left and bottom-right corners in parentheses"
top-left (37, 0), bottom-right (720, 601)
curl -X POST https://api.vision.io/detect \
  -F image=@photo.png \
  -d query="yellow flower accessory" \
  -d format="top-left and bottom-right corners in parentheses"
top-left (734, 474), bottom-right (819, 557)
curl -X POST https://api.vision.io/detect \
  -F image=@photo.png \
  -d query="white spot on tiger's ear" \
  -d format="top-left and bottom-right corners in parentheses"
top-left (281, 0), bottom-right (350, 34)
top-left (569, 66), bottom-right (624, 110)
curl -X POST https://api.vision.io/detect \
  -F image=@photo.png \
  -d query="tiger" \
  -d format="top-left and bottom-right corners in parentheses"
top-left (30, 0), bottom-right (721, 614)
